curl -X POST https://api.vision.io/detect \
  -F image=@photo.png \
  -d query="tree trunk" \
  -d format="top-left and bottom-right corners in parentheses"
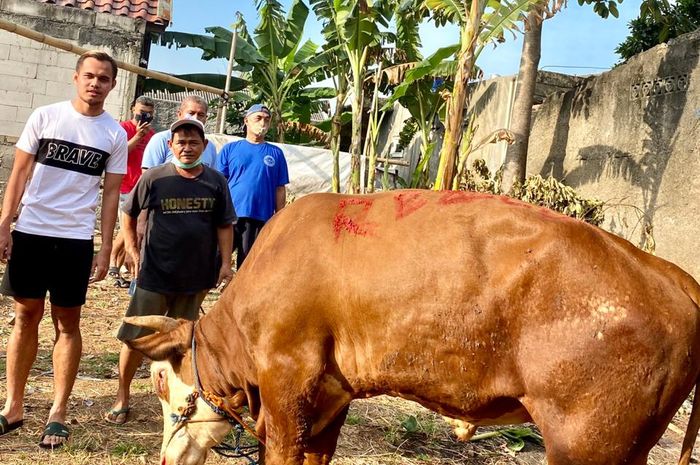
top-left (365, 62), bottom-right (383, 194)
top-left (349, 87), bottom-right (363, 193)
top-left (500, 9), bottom-right (542, 194)
top-left (331, 84), bottom-right (347, 193)
top-left (273, 107), bottom-right (285, 143)
top-left (348, 50), bottom-right (366, 194)
top-left (434, 0), bottom-right (484, 190)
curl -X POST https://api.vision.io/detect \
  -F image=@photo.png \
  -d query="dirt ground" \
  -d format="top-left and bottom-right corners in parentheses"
top-left (0, 266), bottom-right (696, 465)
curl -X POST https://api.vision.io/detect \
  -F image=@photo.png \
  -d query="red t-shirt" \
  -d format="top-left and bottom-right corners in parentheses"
top-left (119, 120), bottom-right (154, 194)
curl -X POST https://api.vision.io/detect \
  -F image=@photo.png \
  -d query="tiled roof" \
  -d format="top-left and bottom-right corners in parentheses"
top-left (37, 0), bottom-right (171, 26)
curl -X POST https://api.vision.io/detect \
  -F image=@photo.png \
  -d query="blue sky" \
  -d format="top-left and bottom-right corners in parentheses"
top-left (149, 0), bottom-right (644, 79)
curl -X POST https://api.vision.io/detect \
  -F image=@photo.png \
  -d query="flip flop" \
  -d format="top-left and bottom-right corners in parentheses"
top-left (113, 277), bottom-right (131, 288)
top-left (104, 407), bottom-right (130, 425)
top-left (0, 414), bottom-right (23, 436)
top-left (38, 421), bottom-right (70, 450)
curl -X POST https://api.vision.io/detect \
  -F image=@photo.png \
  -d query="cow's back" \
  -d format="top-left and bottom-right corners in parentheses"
top-left (224, 190), bottom-right (700, 453)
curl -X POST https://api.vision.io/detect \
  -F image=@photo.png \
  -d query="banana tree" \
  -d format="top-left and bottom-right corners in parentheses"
top-left (251, 0), bottom-right (325, 141)
top-left (381, 43), bottom-right (455, 187)
top-left (150, 1), bottom-right (329, 143)
top-left (386, 0), bottom-right (543, 190)
top-left (310, 0), bottom-right (354, 192)
top-left (329, 0), bottom-right (393, 193)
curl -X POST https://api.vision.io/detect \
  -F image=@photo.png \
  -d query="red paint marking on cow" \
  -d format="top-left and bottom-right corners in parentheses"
top-left (394, 192), bottom-right (428, 219)
top-left (333, 198), bottom-right (376, 239)
top-left (499, 195), bottom-right (575, 223)
top-left (436, 191), bottom-right (573, 223)
top-left (438, 191), bottom-right (493, 205)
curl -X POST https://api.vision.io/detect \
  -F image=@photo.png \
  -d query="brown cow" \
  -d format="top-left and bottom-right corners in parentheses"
top-left (127, 190), bottom-right (700, 465)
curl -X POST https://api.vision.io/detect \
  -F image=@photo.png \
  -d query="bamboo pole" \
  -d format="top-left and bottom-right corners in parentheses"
top-left (0, 18), bottom-right (227, 97)
top-left (217, 30), bottom-right (238, 134)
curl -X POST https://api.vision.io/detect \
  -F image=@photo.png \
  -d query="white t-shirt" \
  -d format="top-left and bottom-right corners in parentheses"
top-left (15, 101), bottom-right (128, 240)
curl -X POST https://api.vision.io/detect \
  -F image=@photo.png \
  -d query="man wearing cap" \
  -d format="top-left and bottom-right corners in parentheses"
top-left (216, 104), bottom-right (289, 269)
top-left (141, 95), bottom-right (217, 170)
top-left (105, 117), bottom-right (235, 424)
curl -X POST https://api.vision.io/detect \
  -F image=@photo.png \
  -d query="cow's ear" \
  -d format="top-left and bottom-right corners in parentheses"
top-left (154, 367), bottom-right (170, 401)
top-left (126, 320), bottom-right (193, 361)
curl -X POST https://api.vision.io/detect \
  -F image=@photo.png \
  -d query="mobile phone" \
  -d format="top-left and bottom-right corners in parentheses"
top-left (128, 279), bottom-right (137, 296)
top-left (135, 112), bottom-right (153, 124)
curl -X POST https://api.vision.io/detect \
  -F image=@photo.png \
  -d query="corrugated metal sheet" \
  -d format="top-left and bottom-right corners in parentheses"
top-left (37, 0), bottom-right (170, 26)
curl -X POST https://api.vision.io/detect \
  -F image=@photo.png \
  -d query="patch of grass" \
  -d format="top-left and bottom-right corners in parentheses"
top-left (384, 425), bottom-right (403, 446)
top-left (112, 441), bottom-right (148, 457)
top-left (79, 352), bottom-right (120, 378)
top-left (64, 434), bottom-right (102, 453)
top-left (345, 412), bottom-right (365, 425)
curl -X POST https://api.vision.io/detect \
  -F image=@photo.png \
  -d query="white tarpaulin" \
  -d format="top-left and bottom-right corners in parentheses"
top-left (207, 135), bottom-right (351, 196)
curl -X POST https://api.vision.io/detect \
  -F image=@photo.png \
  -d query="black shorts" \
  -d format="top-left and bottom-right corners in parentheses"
top-left (116, 287), bottom-right (208, 341)
top-left (0, 230), bottom-right (94, 307)
top-left (234, 218), bottom-right (265, 269)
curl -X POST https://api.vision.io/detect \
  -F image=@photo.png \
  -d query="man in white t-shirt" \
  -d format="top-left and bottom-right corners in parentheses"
top-left (0, 51), bottom-right (127, 449)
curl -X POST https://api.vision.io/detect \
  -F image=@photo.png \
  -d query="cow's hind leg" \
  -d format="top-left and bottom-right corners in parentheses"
top-left (302, 405), bottom-right (349, 465)
top-left (530, 403), bottom-right (653, 465)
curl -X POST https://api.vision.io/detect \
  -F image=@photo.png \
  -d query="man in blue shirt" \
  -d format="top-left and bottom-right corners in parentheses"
top-left (217, 104), bottom-right (289, 269)
top-left (141, 95), bottom-right (217, 169)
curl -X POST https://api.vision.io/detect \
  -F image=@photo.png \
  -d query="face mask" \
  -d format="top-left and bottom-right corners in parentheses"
top-left (252, 124), bottom-right (268, 137)
top-left (171, 156), bottom-right (203, 169)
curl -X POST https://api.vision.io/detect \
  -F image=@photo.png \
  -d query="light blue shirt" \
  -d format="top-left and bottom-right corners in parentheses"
top-left (141, 129), bottom-right (217, 169)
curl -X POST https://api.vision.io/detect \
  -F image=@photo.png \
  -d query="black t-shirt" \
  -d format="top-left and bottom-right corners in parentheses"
top-left (123, 163), bottom-right (237, 294)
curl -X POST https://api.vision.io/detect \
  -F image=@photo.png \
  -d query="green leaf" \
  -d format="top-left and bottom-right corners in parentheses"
top-left (314, 111), bottom-right (352, 131)
top-left (142, 73), bottom-right (248, 93)
top-left (401, 415), bottom-right (419, 433)
top-left (609, 2), bottom-right (619, 17)
top-left (411, 141), bottom-right (437, 187)
top-left (205, 26), bottom-right (266, 64)
top-left (424, 0), bottom-right (467, 24)
top-left (293, 40), bottom-right (319, 67)
top-left (255, 0), bottom-right (309, 59)
top-left (151, 31), bottom-right (228, 61)
top-left (299, 87), bottom-right (337, 99)
top-left (504, 435), bottom-right (525, 452)
top-left (477, 0), bottom-right (542, 60)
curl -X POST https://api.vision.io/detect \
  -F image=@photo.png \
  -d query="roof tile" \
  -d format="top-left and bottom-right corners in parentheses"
top-left (37, 0), bottom-right (170, 26)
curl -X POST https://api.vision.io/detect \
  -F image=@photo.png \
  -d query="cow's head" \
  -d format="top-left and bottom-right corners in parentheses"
top-left (125, 316), bottom-right (246, 465)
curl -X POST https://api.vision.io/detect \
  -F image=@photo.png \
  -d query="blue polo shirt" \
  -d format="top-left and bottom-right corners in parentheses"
top-left (141, 129), bottom-right (217, 169)
top-left (216, 140), bottom-right (289, 222)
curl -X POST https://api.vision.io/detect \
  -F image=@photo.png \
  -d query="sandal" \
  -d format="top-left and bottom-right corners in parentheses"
top-left (0, 414), bottom-right (23, 436)
top-left (113, 277), bottom-right (131, 289)
top-left (38, 421), bottom-right (70, 449)
top-left (104, 406), bottom-right (130, 425)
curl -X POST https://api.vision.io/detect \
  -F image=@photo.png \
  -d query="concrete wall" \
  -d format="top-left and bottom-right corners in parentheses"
top-left (525, 30), bottom-right (700, 278)
top-left (377, 72), bottom-right (582, 187)
top-left (377, 30), bottom-right (699, 278)
top-left (0, 0), bottom-right (145, 187)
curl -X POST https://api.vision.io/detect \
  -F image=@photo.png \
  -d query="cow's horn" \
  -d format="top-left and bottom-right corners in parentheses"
top-left (124, 316), bottom-right (180, 333)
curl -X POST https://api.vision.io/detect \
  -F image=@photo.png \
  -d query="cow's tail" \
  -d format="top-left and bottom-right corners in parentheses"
top-left (679, 379), bottom-right (700, 465)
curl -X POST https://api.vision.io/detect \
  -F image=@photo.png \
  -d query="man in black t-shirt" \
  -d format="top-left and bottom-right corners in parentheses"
top-left (105, 117), bottom-right (236, 425)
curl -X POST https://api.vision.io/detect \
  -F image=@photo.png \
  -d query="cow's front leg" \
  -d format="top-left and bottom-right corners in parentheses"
top-left (303, 405), bottom-right (349, 465)
top-left (260, 411), bottom-right (306, 465)
top-left (258, 389), bottom-right (308, 465)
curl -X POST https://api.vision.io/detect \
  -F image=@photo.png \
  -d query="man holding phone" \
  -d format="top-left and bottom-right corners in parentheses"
top-left (108, 96), bottom-right (155, 286)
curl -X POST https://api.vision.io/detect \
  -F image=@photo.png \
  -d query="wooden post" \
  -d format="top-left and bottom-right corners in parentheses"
top-left (0, 18), bottom-right (226, 97)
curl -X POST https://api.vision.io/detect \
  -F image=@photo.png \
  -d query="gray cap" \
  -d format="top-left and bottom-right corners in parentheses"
top-left (170, 116), bottom-right (205, 133)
